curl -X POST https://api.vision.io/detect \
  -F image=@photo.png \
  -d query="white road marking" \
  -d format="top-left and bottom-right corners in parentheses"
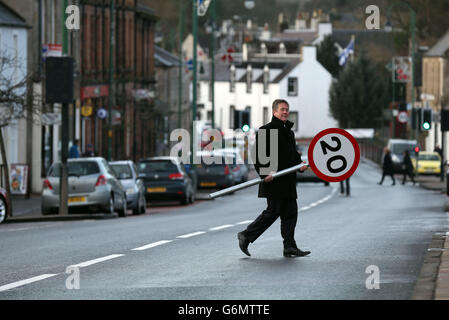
top-left (209, 224), bottom-right (234, 231)
top-left (0, 274), bottom-right (59, 292)
top-left (68, 254), bottom-right (125, 268)
top-left (176, 231), bottom-right (206, 239)
top-left (236, 220), bottom-right (253, 225)
top-left (132, 240), bottom-right (173, 251)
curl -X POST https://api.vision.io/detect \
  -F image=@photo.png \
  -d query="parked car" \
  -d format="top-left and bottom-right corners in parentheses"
top-left (214, 148), bottom-right (249, 184)
top-left (138, 157), bottom-right (195, 205)
top-left (411, 151), bottom-right (441, 176)
top-left (196, 151), bottom-right (235, 190)
top-left (386, 139), bottom-right (418, 174)
top-left (109, 160), bottom-right (146, 215)
top-left (41, 157), bottom-right (128, 217)
top-left (296, 145), bottom-right (330, 186)
top-left (0, 187), bottom-right (9, 224)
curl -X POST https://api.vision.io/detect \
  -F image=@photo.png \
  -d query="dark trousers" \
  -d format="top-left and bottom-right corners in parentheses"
top-left (243, 198), bottom-right (298, 249)
top-left (379, 171), bottom-right (395, 184)
top-left (402, 169), bottom-right (415, 184)
top-left (340, 178), bottom-right (350, 196)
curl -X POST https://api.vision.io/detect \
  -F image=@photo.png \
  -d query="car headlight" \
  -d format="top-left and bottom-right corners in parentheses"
top-left (126, 188), bottom-right (137, 195)
top-left (392, 154), bottom-right (399, 163)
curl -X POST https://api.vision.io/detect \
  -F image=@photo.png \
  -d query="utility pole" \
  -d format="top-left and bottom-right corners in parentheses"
top-left (59, 0), bottom-right (69, 216)
top-left (178, 2), bottom-right (185, 129)
top-left (192, 0), bottom-right (198, 164)
top-left (211, 0), bottom-right (216, 129)
top-left (108, 0), bottom-right (115, 161)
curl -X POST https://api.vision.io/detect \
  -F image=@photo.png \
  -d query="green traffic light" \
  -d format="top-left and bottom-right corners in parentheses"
top-left (422, 122), bottom-right (430, 130)
top-left (242, 124), bottom-right (250, 132)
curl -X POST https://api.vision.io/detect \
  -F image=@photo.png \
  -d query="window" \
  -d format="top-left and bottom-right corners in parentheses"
top-left (289, 112), bottom-right (299, 132)
top-left (230, 64), bottom-right (236, 92)
top-left (288, 77), bottom-right (298, 96)
top-left (229, 105), bottom-right (235, 129)
top-left (263, 107), bottom-right (269, 124)
top-left (246, 65), bottom-right (252, 93)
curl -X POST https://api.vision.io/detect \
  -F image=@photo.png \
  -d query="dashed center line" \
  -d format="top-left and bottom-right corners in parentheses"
top-left (209, 224), bottom-right (234, 231)
top-left (176, 231), bottom-right (207, 239)
top-left (0, 188), bottom-right (336, 293)
top-left (0, 274), bottom-right (59, 292)
top-left (68, 254), bottom-right (125, 268)
top-left (132, 240), bottom-right (173, 251)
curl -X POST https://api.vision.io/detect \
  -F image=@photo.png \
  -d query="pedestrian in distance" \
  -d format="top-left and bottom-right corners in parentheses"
top-left (378, 147), bottom-right (395, 186)
top-left (340, 177), bottom-right (350, 196)
top-left (401, 150), bottom-right (415, 185)
top-left (69, 139), bottom-right (80, 159)
top-left (237, 99), bottom-right (310, 258)
top-left (82, 144), bottom-right (95, 157)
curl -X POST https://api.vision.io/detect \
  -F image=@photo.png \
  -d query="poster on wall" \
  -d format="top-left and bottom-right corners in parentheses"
top-left (10, 164), bottom-right (29, 195)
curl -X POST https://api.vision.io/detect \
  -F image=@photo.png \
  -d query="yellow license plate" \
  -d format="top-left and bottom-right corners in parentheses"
top-left (200, 182), bottom-right (217, 187)
top-left (147, 187), bottom-right (167, 193)
top-left (69, 196), bottom-right (86, 203)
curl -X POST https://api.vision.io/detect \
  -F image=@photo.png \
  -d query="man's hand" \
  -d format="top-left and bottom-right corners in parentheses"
top-left (299, 162), bottom-right (308, 172)
top-left (264, 171), bottom-right (275, 183)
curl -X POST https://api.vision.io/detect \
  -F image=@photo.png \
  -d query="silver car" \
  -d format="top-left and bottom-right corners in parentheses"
top-left (109, 160), bottom-right (146, 215)
top-left (41, 157), bottom-right (127, 216)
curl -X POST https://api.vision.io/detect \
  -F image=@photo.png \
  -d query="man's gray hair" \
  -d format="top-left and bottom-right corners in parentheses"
top-left (272, 99), bottom-right (289, 111)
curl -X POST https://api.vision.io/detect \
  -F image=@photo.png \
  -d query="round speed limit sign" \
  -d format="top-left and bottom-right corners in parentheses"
top-left (308, 128), bottom-right (360, 183)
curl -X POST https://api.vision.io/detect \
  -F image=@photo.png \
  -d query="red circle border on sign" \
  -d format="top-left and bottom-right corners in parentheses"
top-left (307, 128), bottom-right (361, 183)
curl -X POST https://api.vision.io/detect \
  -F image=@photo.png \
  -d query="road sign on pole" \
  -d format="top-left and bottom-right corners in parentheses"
top-left (308, 128), bottom-right (360, 182)
top-left (197, 0), bottom-right (211, 16)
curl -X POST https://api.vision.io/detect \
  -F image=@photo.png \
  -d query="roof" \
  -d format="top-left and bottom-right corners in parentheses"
top-left (0, 2), bottom-right (28, 28)
top-left (425, 29), bottom-right (449, 57)
top-left (332, 29), bottom-right (391, 49)
top-left (154, 46), bottom-right (180, 67)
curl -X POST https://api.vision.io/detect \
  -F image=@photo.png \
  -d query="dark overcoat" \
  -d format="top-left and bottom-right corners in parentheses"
top-left (254, 116), bottom-right (302, 199)
top-left (382, 153), bottom-right (394, 174)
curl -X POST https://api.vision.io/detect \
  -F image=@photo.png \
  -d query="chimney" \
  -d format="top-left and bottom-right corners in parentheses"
top-left (261, 42), bottom-right (267, 55)
top-left (301, 46), bottom-right (317, 62)
top-left (243, 43), bottom-right (248, 61)
top-left (311, 10), bottom-right (319, 30)
top-left (295, 12), bottom-right (306, 30)
top-left (279, 42), bottom-right (286, 55)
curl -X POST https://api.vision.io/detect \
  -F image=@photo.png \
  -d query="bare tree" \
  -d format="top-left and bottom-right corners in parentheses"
top-left (0, 50), bottom-right (42, 219)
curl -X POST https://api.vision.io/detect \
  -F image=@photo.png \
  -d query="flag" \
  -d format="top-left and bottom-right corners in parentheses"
top-left (339, 38), bottom-right (354, 66)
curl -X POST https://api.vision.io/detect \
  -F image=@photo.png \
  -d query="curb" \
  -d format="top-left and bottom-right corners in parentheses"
top-left (5, 213), bottom-right (119, 223)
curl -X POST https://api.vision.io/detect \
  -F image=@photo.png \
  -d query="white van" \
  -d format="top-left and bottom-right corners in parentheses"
top-left (386, 139), bottom-right (418, 173)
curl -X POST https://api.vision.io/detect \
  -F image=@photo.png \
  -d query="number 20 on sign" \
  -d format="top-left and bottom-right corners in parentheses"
top-left (308, 128), bottom-right (360, 183)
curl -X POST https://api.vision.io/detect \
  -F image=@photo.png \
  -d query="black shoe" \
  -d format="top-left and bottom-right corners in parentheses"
top-left (237, 232), bottom-right (251, 256)
top-left (283, 247), bottom-right (310, 257)
top-left (377, 182), bottom-right (382, 185)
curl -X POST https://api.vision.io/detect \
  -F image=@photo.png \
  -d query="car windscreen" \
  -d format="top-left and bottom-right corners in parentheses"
top-left (49, 161), bottom-right (100, 177)
top-left (419, 154), bottom-right (440, 161)
top-left (138, 161), bottom-right (178, 173)
top-left (110, 164), bottom-right (133, 179)
top-left (392, 144), bottom-right (415, 155)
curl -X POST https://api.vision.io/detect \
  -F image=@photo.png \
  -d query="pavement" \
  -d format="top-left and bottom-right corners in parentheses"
top-left (3, 158), bottom-right (449, 300)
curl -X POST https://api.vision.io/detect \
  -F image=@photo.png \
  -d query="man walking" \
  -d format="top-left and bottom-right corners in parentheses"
top-left (237, 99), bottom-right (310, 258)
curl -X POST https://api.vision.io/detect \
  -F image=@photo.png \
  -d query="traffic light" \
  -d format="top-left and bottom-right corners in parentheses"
top-left (234, 110), bottom-right (251, 132)
top-left (414, 146), bottom-right (420, 154)
top-left (411, 108), bottom-right (421, 130)
top-left (421, 109), bottom-right (432, 131)
top-left (241, 111), bottom-right (250, 132)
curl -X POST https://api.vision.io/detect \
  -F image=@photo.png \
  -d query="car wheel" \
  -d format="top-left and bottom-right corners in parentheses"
top-left (42, 207), bottom-right (53, 215)
top-left (139, 195), bottom-right (147, 214)
top-left (118, 195), bottom-right (127, 217)
top-left (0, 197), bottom-right (7, 224)
top-left (105, 195), bottom-right (115, 214)
top-left (180, 193), bottom-right (189, 205)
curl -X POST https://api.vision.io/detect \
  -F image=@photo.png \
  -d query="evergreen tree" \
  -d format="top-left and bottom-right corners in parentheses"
top-left (317, 35), bottom-right (341, 78)
top-left (329, 52), bottom-right (389, 129)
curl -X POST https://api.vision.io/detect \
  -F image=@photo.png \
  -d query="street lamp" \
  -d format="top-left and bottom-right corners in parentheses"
top-left (385, 1), bottom-right (416, 141)
top-left (244, 0), bottom-right (255, 10)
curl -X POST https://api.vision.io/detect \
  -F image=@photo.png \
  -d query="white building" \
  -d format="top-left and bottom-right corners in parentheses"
top-left (0, 3), bottom-right (28, 170)
top-left (197, 45), bottom-right (337, 141)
